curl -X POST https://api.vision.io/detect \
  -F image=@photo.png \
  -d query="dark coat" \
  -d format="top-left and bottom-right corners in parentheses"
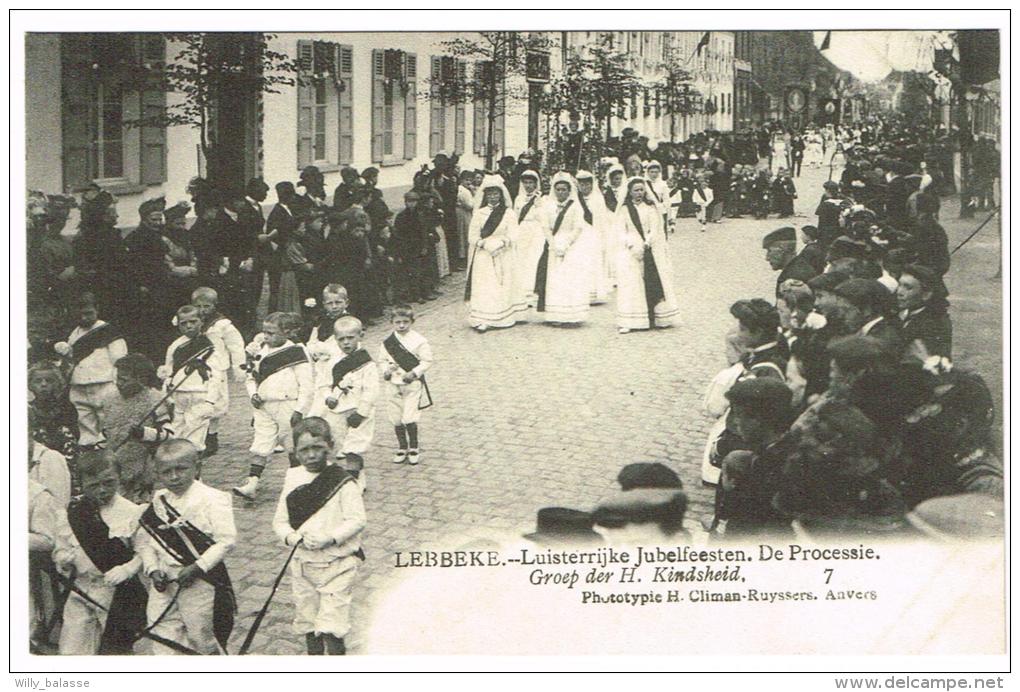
top-left (776, 253), bottom-right (819, 295)
top-left (901, 307), bottom-right (952, 358)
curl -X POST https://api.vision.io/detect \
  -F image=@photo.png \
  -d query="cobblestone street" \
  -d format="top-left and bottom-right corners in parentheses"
top-left (190, 163), bottom-right (1001, 654)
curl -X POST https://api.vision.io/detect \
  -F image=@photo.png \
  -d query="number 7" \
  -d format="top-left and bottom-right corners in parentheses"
top-left (824, 568), bottom-right (834, 584)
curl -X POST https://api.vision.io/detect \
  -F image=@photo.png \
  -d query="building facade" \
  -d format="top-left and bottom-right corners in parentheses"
top-left (27, 31), bottom-right (737, 225)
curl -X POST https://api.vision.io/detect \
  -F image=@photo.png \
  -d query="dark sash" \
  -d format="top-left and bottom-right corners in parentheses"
top-left (139, 497), bottom-right (236, 650)
top-left (604, 187), bottom-right (618, 212)
top-left (67, 496), bottom-right (149, 654)
top-left (649, 185), bottom-right (663, 204)
top-left (331, 348), bottom-right (372, 389)
top-left (578, 195), bottom-right (593, 225)
top-left (625, 201), bottom-right (666, 326)
top-left (255, 345), bottom-right (308, 384)
top-left (464, 205), bottom-right (507, 302)
top-left (517, 196), bottom-right (537, 224)
top-left (286, 464), bottom-right (353, 530)
top-left (171, 335), bottom-right (214, 381)
top-left (534, 200), bottom-right (574, 313)
top-left (70, 323), bottom-right (122, 366)
top-left (384, 333), bottom-right (433, 409)
top-left (67, 496), bottom-right (135, 573)
top-left (314, 313), bottom-right (346, 342)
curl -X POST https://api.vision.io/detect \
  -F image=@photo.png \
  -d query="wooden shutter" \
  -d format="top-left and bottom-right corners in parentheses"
top-left (493, 93), bottom-right (505, 160)
top-left (60, 34), bottom-right (94, 191)
top-left (454, 60), bottom-right (466, 154)
top-left (139, 34), bottom-right (166, 184)
top-left (403, 52), bottom-right (417, 160)
top-left (429, 56), bottom-right (443, 157)
top-left (338, 44), bottom-right (354, 165)
top-left (296, 40), bottom-right (314, 168)
top-left (371, 49), bottom-right (385, 163)
top-left (473, 62), bottom-right (485, 155)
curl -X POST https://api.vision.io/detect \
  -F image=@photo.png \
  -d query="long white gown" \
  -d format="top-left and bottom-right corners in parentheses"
top-left (465, 191), bottom-right (524, 329)
top-left (535, 180), bottom-right (592, 324)
top-left (577, 190), bottom-right (613, 304)
top-left (614, 199), bottom-right (681, 331)
top-left (513, 189), bottom-right (548, 309)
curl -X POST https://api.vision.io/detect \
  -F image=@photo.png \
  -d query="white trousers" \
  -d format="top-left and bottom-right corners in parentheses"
top-left (385, 381), bottom-right (424, 426)
top-left (250, 399), bottom-right (299, 457)
top-left (58, 577), bottom-right (114, 655)
top-left (70, 382), bottom-right (117, 447)
top-left (290, 556), bottom-right (359, 639)
top-left (147, 580), bottom-right (222, 655)
top-left (169, 392), bottom-right (215, 453)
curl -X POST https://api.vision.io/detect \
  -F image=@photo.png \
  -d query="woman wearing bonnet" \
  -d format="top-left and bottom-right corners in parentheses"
top-left (464, 176), bottom-right (523, 332)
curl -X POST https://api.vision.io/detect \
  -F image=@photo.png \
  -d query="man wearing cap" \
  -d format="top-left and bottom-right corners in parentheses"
top-left (715, 378), bottom-right (795, 537)
top-left (831, 278), bottom-right (903, 358)
top-left (763, 227), bottom-right (818, 297)
top-left (617, 463), bottom-right (682, 491)
top-left (332, 167), bottom-right (361, 212)
top-left (897, 264), bottom-right (952, 358)
top-left (883, 160), bottom-right (917, 230)
top-left (120, 197), bottom-right (170, 360)
top-left (497, 156), bottom-right (519, 199)
top-left (796, 225), bottom-right (826, 275)
top-left (295, 165), bottom-right (327, 214)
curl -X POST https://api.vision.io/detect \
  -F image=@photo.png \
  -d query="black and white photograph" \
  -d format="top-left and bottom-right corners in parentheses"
top-left (12, 9), bottom-right (1009, 682)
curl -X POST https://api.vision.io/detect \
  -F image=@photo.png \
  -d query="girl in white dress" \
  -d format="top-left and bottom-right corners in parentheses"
top-left (534, 172), bottom-right (591, 325)
top-left (464, 176), bottom-right (522, 332)
top-left (614, 177), bottom-right (682, 333)
top-left (512, 170), bottom-right (547, 309)
top-left (643, 160), bottom-right (671, 229)
top-left (575, 170), bottom-right (613, 305)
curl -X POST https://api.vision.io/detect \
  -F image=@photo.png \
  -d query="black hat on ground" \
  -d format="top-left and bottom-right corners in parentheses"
top-left (523, 507), bottom-right (602, 546)
top-left (617, 463), bottom-right (682, 491)
top-left (592, 489), bottom-right (688, 532)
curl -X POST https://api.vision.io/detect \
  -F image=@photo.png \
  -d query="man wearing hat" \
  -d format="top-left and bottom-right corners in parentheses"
top-left (831, 278), bottom-right (903, 357)
top-left (897, 264), bottom-right (952, 358)
top-left (592, 489), bottom-right (689, 545)
top-left (763, 227), bottom-right (818, 296)
top-left (523, 507), bottom-right (602, 547)
top-left (796, 225), bottom-right (826, 275)
top-left (497, 156), bottom-right (518, 199)
top-left (883, 160), bottom-right (917, 231)
top-left (295, 165), bottom-right (327, 214)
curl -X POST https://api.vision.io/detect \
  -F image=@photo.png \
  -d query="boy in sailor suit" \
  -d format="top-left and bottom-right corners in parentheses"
top-left (54, 452), bottom-right (146, 655)
top-left (137, 439), bottom-right (236, 655)
top-left (158, 305), bottom-right (227, 455)
top-left (378, 305), bottom-right (433, 465)
top-left (305, 284), bottom-right (350, 378)
top-left (192, 286), bottom-right (247, 457)
top-left (272, 417), bottom-right (366, 655)
top-left (233, 312), bottom-right (314, 501)
top-left (310, 316), bottom-right (378, 482)
top-left (62, 293), bottom-right (128, 447)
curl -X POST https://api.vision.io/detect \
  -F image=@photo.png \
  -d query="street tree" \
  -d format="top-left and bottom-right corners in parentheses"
top-left (651, 41), bottom-right (702, 144)
top-left (430, 32), bottom-right (552, 169)
top-left (126, 32), bottom-right (298, 194)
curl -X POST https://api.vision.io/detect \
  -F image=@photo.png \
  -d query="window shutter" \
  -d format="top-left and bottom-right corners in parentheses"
top-left (473, 64), bottom-right (485, 156)
top-left (338, 44), bottom-right (354, 165)
top-left (139, 35), bottom-right (166, 184)
top-left (493, 94), bottom-right (505, 160)
top-left (429, 56), bottom-right (443, 157)
top-left (60, 34), bottom-right (94, 191)
top-left (403, 52), bottom-right (417, 160)
top-left (371, 49), bottom-right (385, 163)
top-left (455, 60), bottom-right (466, 154)
top-left (296, 40), bottom-right (314, 168)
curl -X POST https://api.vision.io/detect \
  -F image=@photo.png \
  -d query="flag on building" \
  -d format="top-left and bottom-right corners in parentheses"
top-left (696, 32), bottom-right (710, 55)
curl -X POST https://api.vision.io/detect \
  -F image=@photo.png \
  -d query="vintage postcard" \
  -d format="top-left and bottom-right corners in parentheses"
top-left (11, 9), bottom-right (1008, 681)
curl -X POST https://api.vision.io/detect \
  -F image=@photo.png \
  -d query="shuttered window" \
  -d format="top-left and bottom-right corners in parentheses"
top-left (403, 53), bottom-right (417, 160)
top-left (297, 39), bottom-right (351, 168)
top-left (372, 48), bottom-right (416, 164)
top-left (454, 60), bottom-right (466, 154)
top-left (429, 56), bottom-right (445, 157)
top-left (60, 33), bottom-right (166, 192)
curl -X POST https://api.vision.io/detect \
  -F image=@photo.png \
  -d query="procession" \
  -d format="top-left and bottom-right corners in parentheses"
top-left (22, 28), bottom-right (1003, 658)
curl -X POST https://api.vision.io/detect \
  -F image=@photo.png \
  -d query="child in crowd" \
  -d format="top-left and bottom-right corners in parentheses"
top-left (310, 316), bottom-right (378, 484)
top-left (62, 293), bottom-right (128, 447)
top-left (192, 287), bottom-right (247, 456)
top-left (29, 429), bottom-right (72, 510)
top-left (29, 361), bottom-right (80, 470)
top-left (272, 418), bottom-right (366, 655)
top-left (137, 439), bottom-right (237, 655)
top-left (158, 305), bottom-right (227, 455)
top-left (378, 305), bottom-right (433, 465)
top-left (55, 452), bottom-right (147, 655)
top-left (233, 312), bottom-right (314, 501)
top-left (102, 353), bottom-right (172, 451)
